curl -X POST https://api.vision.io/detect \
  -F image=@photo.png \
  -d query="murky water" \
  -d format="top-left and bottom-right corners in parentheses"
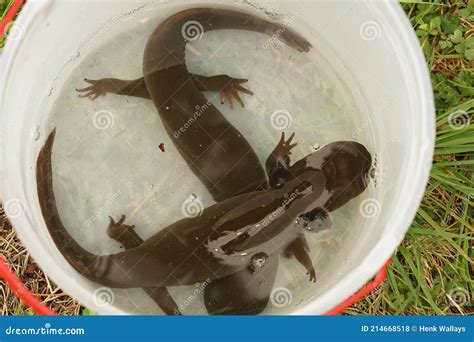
top-left (43, 2), bottom-right (374, 314)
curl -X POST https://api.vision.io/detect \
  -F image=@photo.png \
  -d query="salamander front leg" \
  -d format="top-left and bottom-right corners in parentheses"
top-left (191, 74), bottom-right (254, 109)
top-left (265, 132), bottom-right (297, 189)
top-left (77, 77), bottom-right (151, 100)
top-left (106, 215), bottom-right (182, 315)
top-left (106, 215), bottom-right (140, 248)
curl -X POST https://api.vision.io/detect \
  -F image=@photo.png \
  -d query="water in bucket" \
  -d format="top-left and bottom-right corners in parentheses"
top-left (40, 2), bottom-right (375, 314)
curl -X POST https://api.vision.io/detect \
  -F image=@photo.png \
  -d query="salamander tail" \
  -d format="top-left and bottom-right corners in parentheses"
top-left (36, 129), bottom-right (100, 278)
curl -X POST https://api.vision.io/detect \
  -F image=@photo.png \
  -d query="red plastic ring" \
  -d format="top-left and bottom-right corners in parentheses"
top-left (325, 260), bottom-right (392, 315)
top-left (0, 252), bottom-right (391, 316)
top-left (0, 0), bottom-right (24, 38)
top-left (0, 255), bottom-right (57, 315)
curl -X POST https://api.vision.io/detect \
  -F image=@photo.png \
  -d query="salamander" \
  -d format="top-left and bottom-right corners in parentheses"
top-left (76, 7), bottom-right (311, 202)
top-left (76, 7), bottom-right (313, 314)
top-left (37, 129), bottom-right (372, 314)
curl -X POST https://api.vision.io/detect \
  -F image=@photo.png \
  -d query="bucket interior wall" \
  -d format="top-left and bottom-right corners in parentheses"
top-left (0, 0), bottom-right (434, 314)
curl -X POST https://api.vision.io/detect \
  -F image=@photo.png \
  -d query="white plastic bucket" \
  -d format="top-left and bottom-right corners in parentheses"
top-left (0, 0), bottom-right (435, 315)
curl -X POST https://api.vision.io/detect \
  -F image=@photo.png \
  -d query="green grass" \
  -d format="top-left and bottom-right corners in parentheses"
top-left (0, 0), bottom-right (16, 48)
top-left (0, 0), bottom-right (472, 316)
top-left (349, 0), bottom-right (473, 315)
top-left (0, 0), bottom-right (13, 17)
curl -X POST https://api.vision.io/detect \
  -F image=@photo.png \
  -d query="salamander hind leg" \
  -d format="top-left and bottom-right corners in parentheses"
top-left (284, 236), bottom-right (316, 282)
top-left (106, 215), bottom-right (141, 249)
top-left (204, 255), bottom-right (278, 315)
top-left (106, 215), bottom-right (182, 315)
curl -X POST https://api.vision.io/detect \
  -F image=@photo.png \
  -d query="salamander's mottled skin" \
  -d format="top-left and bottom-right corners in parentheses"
top-left (76, 7), bottom-right (314, 314)
top-left (37, 128), bottom-right (372, 314)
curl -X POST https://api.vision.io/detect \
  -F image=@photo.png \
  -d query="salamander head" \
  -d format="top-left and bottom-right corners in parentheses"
top-left (318, 141), bottom-right (372, 210)
top-left (287, 141), bottom-right (372, 232)
top-left (290, 141), bottom-right (372, 211)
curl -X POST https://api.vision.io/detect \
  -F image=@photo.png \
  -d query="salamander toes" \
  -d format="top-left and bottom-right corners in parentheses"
top-left (106, 215), bottom-right (135, 240)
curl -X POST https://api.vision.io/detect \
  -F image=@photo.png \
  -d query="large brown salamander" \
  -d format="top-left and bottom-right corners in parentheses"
top-left (76, 7), bottom-right (311, 202)
top-left (76, 7), bottom-right (314, 314)
top-left (37, 128), bottom-right (372, 315)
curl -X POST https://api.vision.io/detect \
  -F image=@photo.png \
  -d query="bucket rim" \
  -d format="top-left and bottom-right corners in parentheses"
top-left (0, 0), bottom-right (435, 315)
